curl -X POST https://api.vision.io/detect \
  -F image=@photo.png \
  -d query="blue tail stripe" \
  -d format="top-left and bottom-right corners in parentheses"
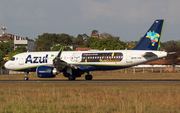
top-left (132, 19), bottom-right (164, 50)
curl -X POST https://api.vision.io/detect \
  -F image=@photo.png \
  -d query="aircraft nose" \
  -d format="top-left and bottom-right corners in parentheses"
top-left (4, 62), bottom-right (9, 69)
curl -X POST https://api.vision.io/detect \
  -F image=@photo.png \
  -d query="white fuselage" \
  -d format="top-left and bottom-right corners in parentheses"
top-left (5, 50), bottom-right (167, 71)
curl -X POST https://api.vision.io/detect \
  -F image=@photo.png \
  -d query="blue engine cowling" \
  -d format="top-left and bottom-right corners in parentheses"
top-left (36, 66), bottom-right (58, 78)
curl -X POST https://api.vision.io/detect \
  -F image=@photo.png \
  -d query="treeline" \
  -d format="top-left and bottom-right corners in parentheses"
top-left (35, 32), bottom-right (180, 51)
top-left (35, 32), bottom-right (128, 51)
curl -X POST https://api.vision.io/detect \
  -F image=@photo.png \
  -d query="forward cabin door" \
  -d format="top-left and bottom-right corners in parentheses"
top-left (126, 52), bottom-right (132, 63)
top-left (19, 55), bottom-right (25, 65)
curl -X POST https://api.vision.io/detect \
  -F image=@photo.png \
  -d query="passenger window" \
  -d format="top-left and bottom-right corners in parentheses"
top-left (10, 57), bottom-right (15, 61)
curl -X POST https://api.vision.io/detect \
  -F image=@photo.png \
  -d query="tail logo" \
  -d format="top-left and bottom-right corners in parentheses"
top-left (146, 31), bottom-right (160, 46)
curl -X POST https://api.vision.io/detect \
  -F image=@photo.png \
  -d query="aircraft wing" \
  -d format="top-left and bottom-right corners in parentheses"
top-left (53, 47), bottom-right (70, 71)
top-left (52, 47), bottom-right (82, 72)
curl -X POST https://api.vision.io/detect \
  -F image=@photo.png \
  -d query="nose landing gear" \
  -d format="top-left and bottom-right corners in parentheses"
top-left (24, 72), bottom-right (29, 80)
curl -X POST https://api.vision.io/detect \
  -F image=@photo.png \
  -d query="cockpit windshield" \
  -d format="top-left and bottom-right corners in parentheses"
top-left (10, 57), bottom-right (15, 61)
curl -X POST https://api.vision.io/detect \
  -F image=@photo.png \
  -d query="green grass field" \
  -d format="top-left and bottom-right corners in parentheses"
top-left (0, 73), bottom-right (180, 113)
top-left (1, 72), bottom-right (180, 80)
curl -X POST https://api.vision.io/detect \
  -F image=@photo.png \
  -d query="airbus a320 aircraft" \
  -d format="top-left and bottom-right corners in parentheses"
top-left (5, 19), bottom-right (168, 80)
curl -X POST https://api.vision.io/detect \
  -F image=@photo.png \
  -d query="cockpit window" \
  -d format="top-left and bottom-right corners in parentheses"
top-left (10, 57), bottom-right (15, 61)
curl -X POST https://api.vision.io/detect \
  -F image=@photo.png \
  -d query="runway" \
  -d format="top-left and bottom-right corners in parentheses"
top-left (0, 79), bottom-right (180, 83)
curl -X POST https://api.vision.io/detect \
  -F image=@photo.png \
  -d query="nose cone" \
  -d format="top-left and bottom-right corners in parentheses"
top-left (4, 62), bottom-right (9, 69)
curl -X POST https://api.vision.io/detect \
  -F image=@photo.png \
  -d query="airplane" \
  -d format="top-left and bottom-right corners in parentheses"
top-left (4, 19), bottom-right (168, 81)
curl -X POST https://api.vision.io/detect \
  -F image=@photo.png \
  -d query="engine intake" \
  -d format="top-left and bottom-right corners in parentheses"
top-left (36, 66), bottom-right (59, 78)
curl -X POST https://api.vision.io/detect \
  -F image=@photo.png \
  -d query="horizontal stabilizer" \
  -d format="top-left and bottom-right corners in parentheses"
top-left (142, 52), bottom-right (157, 58)
top-left (168, 52), bottom-right (176, 55)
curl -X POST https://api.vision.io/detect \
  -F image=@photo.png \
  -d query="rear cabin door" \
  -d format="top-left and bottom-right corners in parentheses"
top-left (126, 52), bottom-right (132, 63)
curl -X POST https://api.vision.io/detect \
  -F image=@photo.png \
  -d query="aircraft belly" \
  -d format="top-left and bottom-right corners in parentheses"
top-left (75, 64), bottom-right (128, 71)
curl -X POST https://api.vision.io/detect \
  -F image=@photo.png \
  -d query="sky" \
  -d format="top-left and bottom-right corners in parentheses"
top-left (0, 0), bottom-right (180, 42)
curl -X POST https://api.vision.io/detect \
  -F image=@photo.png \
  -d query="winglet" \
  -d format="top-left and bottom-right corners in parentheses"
top-left (56, 46), bottom-right (64, 58)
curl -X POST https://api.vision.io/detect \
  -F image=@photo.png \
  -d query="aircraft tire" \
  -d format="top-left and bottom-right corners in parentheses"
top-left (24, 77), bottom-right (29, 80)
top-left (85, 75), bottom-right (93, 80)
top-left (68, 75), bottom-right (76, 81)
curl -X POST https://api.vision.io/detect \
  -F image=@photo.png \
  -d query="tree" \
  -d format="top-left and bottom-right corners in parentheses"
top-left (59, 33), bottom-right (73, 46)
top-left (26, 37), bottom-right (34, 41)
top-left (85, 37), bottom-right (100, 48)
top-left (0, 41), bottom-right (11, 55)
top-left (99, 33), bottom-right (113, 39)
top-left (91, 38), bottom-right (126, 50)
top-left (36, 33), bottom-right (74, 51)
top-left (82, 33), bottom-right (89, 40)
top-left (0, 41), bottom-right (14, 69)
top-left (7, 39), bottom-right (14, 54)
top-left (160, 40), bottom-right (180, 50)
top-left (52, 45), bottom-right (73, 51)
top-left (99, 33), bottom-right (120, 41)
top-left (165, 45), bottom-right (180, 71)
top-left (0, 50), bottom-right (5, 69)
top-left (91, 30), bottom-right (98, 34)
top-left (73, 38), bottom-right (83, 45)
top-left (77, 34), bottom-right (83, 40)
top-left (36, 33), bottom-right (57, 51)
top-left (14, 46), bottom-right (27, 53)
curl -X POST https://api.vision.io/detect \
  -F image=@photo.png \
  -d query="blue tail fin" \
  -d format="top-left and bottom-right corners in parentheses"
top-left (132, 19), bottom-right (164, 50)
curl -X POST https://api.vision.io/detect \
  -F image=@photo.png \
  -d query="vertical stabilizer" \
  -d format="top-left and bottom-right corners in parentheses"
top-left (132, 19), bottom-right (164, 50)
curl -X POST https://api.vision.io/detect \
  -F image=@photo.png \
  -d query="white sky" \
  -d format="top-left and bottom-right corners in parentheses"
top-left (0, 0), bottom-right (180, 42)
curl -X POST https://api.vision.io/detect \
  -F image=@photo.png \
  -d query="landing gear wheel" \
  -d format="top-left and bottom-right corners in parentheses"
top-left (85, 75), bottom-right (93, 80)
top-left (24, 77), bottom-right (29, 80)
top-left (68, 75), bottom-right (76, 81)
top-left (24, 71), bottom-right (29, 81)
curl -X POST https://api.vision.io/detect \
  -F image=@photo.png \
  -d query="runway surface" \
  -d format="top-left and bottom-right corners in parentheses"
top-left (0, 79), bottom-right (180, 83)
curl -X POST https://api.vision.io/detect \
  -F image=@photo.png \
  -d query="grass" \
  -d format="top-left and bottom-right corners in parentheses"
top-left (0, 73), bottom-right (180, 112)
top-left (1, 72), bottom-right (180, 80)
top-left (0, 82), bottom-right (180, 113)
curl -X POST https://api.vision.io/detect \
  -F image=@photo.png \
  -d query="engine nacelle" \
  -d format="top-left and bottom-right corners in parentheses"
top-left (36, 66), bottom-right (59, 78)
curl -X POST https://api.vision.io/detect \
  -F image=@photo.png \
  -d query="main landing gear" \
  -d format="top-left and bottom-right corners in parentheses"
top-left (68, 75), bottom-right (76, 81)
top-left (65, 72), bottom-right (93, 80)
top-left (65, 73), bottom-right (76, 81)
top-left (85, 72), bottom-right (93, 80)
top-left (24, 72), bottom-right (29, 80)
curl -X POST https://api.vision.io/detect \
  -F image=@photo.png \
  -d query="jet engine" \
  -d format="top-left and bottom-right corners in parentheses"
top-left (36, 66), bottom-right (59, 78)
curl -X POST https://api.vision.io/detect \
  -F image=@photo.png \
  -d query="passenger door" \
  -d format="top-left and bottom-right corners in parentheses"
top-left (126, 52), bottom-right (132, 63)
top-left (19, 55), bottom-right (25, 65)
